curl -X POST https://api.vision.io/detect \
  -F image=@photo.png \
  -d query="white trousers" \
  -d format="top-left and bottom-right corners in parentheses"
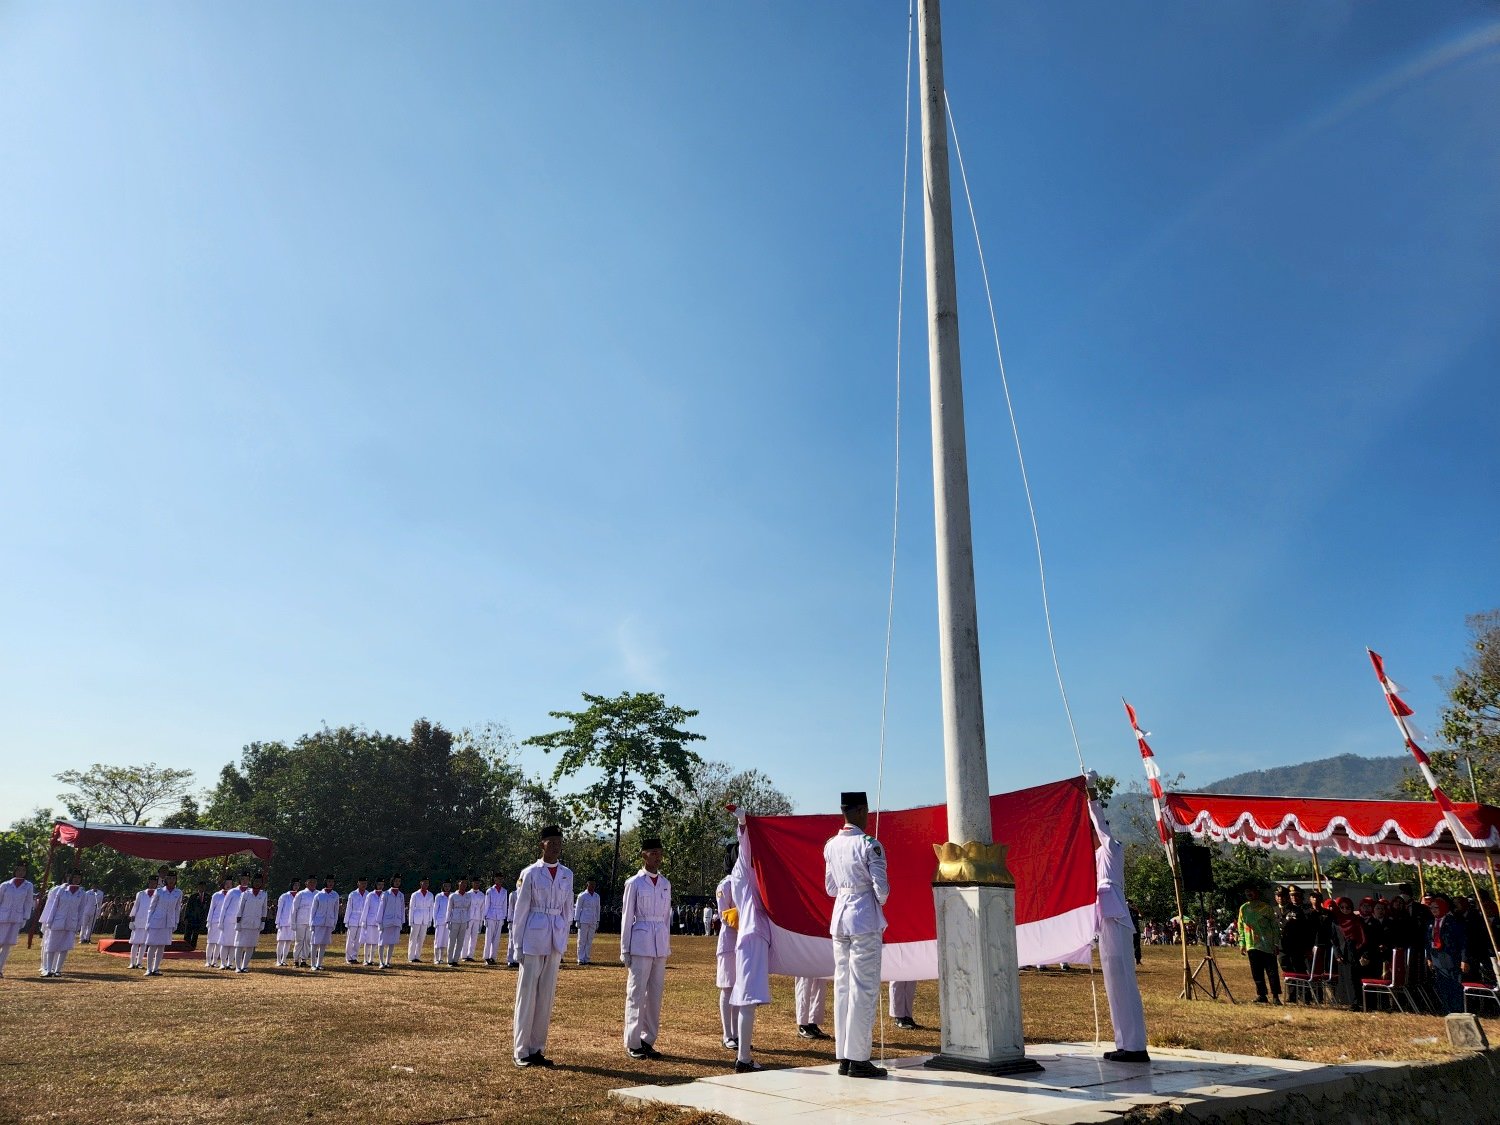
top-left (623, 954), bottom-right (667, 1050)
top-left (577, 923), bottom-right (598, 963)
top-left (889, 979), bottom-right (916, 1019)
top-left (294, 923), bottom-right (312, 963)
top-left (433, 923), bottom-right (449, 962)
top-left (719, 987), bottom-right (736, 1040)
top-left (461, 919), bottom-right (481, 960)
top-left (408, 925), bottom-right (429, 961)
top-left (345, 926), bottom-right (361, 962)
top-left (483, 923), bottom-right (505, 962)
top-left (514, 951), bottom-right (562, 1061)
top-left (795, 976), bottom-right (830, 1025)
top-left (145, 945), bottom-right (165, 973)
top-left (735, 1003), bottom-right (757, 1064)
top-left (42, 948), bottom-right (71, 974)
top-left (276, 938), bottom-right (292, 964)
top-left (1100, 918), bottom-right (1147, 1051)
top-left (833, 931), bottom-right (881, 1063)
top-left (446, 922), bottom-right (467, 964)
top-left (506, 924), bottom-right (519, 964)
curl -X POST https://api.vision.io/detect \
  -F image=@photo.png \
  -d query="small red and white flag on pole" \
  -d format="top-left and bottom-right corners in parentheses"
top-left (1123, 698), bottom-right (1175, 866)
top-left (1366, 648), bottom-right (1470, 842)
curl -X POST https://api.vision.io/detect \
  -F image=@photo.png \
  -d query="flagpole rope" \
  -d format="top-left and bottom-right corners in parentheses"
top-left (873, 0), bottom-right (916, 1066)
top-left (945, 93), bottom-right (1088, 779)
top-left (946, 90), bottom-right (1101, 1047)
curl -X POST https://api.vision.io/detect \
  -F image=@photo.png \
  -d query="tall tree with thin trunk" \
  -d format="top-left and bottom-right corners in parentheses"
top-left (525, 691), bottom-right (705, 898)
top-left (55, 763), bottom-right (196, 826)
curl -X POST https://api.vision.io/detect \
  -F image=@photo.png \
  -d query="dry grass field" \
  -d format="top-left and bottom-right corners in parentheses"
top-left (0, 935), bottom-right (1472, 1124)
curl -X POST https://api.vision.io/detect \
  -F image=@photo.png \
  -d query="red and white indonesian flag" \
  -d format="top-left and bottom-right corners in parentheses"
top-left (1123, 699), bottom-right (1175, 864)
top-left (742, 776), bottom-right (1097, 981)
top-left (1367, 648), bottom-right (1468, 840)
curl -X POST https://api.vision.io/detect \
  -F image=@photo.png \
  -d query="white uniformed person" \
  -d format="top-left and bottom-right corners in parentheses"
top-left (726, 808), bottom-right (771, 1073)
top-left (444, 878), bottom-right (472, 967)
top-left (407, 878), bottom-right (437, 963)
top-left (128, 874), bottom-right (161, 969)
top-left (274, 880), bottom-right (298, 966)
top-left (358, 879), bottom-right (386, 966)
top-left (483, 874), bottom-right (510, 965)
top-left (229, 872), bottom-right (269, 972)
top-left (432, 880), bottom-right (452, 964)
top-left (39, 872), bottom-right (88, 977)
top-left (1087, 770), bottom-right (1150, 1063)
top-left (206, 875), bottom-right (234, 969)
top-left (574, 880), bottom-right (601, 965)
top-left (824, 790), bottom-right (890, 1079)
top-left (291, 878), bottom-right (318, 967)
top-left (0, 862), bottom-right (36, 978)
top-left (146, 870), bottom-right (183, 976)
top-left (621, 838), bottom-right (672, 1059)
top-left (376, 875), bottom-right (405, 969)
top-left (343, 878), bottom-right (368, 964)
top-left (462, 880), bottom-right (485, 962)
top-left (308, 877), bottom-right (340, 970)
top-left (511, 825), bottom-right (574, 1068)
top-left (713, 853), bottom-right (739, 1050)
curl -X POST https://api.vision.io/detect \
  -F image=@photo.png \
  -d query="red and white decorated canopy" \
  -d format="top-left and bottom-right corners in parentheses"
top-left (51, 820), bottom-right (274, 864)
top-left (1162, 793), bottom-right (1500, 873)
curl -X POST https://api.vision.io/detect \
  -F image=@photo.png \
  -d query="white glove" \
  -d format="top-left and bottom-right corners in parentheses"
top-left (621, 952), bottom-right (633, 968)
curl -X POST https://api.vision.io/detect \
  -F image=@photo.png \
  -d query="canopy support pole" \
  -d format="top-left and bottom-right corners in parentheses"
top-left (1416, 858), bottom-right (1426, 899)
top-left (27, 838), bottom-right (59, 949)
top-left (1308, 848), bottom-right (1326, 899)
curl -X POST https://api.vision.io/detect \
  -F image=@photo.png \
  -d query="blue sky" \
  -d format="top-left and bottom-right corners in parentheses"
top-left (2, 3), bottom-right (1497, 829)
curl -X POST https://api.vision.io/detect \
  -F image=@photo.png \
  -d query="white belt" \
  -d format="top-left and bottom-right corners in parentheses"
top-left (535, 907), bottom-right (563, 916)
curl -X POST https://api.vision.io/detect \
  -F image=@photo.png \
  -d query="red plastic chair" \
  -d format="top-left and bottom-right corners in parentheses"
top-left (1462, 958), bottom-right (1499, 1016)
top-left (1362, 948), bottom-right (1407, 1013)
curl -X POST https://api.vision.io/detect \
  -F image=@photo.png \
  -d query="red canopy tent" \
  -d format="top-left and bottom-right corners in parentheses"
top-left (1162, 792), bottom-right (1500, 874)
top-left (29, 821), bottom-right (274, 946)
top-left (49, 820), bottom-right (274, 864)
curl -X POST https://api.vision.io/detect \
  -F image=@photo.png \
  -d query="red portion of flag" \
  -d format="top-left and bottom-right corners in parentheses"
top-left (743, 777), bottom-right (1094, 944)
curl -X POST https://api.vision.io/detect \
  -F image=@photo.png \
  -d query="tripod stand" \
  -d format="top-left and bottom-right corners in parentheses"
top-left (1183, 894), bottom-right (1235, 1002)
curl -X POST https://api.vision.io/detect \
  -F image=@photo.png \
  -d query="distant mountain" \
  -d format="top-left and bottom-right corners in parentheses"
top-left (1200, 753), bottom-right (1411, 800)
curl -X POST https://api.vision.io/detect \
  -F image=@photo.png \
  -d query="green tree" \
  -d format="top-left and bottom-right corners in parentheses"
top-left (657, 761), bottom-right (794, 897)
top-left (525, 691), bottom-right (705, 898)
top-left (54, 763), bottom-right (196, 825)
top-left (207, 720), bottom-right (532, 887)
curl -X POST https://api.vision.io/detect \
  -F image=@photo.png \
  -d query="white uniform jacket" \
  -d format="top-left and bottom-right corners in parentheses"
top-left (511, 861), bottom-right (574, 956)
top-left (574, 890), bottom-right (601, 926)
top-left (465, 888), bottom-right (486, 927)
top-left (292, 888), bottom-right (317, 926)
top-left (484, 885), bottom-right (509, 925)
top-left (823, 825), bottom-right (890, 936)
top-left (408, 889), bottom-right (437, 929)
top-left (620, 869), bottom-right (672, 959)
top-left (432, 892), bottom-right (450, 926)
top-left (310, 889), bottom-right (340, 933)
top-left (206, 889), bottom-right (232, 937)
top-left (445, 890), bottom-right (471, 926)
top-left (380, 889), bottom-right (406, 929)
top-left (229, 887), bottom-right (268, 935)
top-left (133, 889), bottom-right (164, 942)
top-left (275, 891), bottom-right (296, 935)
top-left (152, 886), bottom-right (182, 943)
top-left (0, 878), bottom-right (37, 927)
top-left (343, 889), bottom-right (367, 932)
top-left (714, 877), bottom-right (737, 960)
top-left (359, 890), bottom-right (386, 932)
top-left (40, 886), bottom-right (87, 933)
top-left (1089, 799), bottom-right (1133, 927)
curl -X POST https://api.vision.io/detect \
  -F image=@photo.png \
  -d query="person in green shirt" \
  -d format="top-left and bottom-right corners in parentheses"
top-left (1238, 886), bottom-right (1282, 1004)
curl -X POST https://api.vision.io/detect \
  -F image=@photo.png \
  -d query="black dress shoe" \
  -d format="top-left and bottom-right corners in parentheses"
top-left (628, 1047), bottom-right (651, 1060)
top-left (797, 1024), bottom-right (830, 1039)
top-left (1102, 1049), bottom-right (1151, 1063)
top-left (845, 1060), bottom-right (888, 1079)
top-left (837, 1059), bottom-right (850, 1076)
top-left (514, 1055), bottom-right (535, 1068)
top-left (531, 1053), bottom-right (555, 1068)
top-left (894, 1017), bottom-right (919, 1030)
top-left (734, 1060), bottom-right (763, 1073)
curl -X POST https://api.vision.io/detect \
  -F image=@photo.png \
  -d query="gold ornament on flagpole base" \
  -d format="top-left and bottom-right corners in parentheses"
top-left (933, 841), bottom-right (1015, 887)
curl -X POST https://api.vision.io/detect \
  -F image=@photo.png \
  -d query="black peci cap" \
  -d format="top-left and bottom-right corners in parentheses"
top-left (841, 791), bottom-right (868, 807)
top-left (641, 837), bottom-right (663, 851)
top-left (540, 824), bottom-right (562, 840)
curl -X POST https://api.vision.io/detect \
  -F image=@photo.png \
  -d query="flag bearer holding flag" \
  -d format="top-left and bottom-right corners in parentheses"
top-left (1087, 771), bottom-right (1151, 1062)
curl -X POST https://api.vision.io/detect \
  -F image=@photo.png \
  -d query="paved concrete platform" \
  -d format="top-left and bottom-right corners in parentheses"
top-left (610, 1043), bottom-right (1400, 1124)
